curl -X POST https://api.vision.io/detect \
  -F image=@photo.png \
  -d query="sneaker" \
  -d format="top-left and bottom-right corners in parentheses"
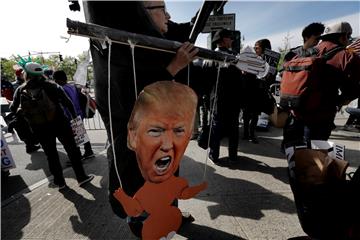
top-left (26, 144), bottom-right (41, 154)
top-left (48, 182), bottom-right (67, 190)
top-left (78, 174), bottom-right (94, 187)
top-left (82, 151), bottom-right (95, 160)
top-left (59, 184), bottom-right (68, 190)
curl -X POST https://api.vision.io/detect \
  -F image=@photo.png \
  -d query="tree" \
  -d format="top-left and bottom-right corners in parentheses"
top-left (1, 58), bottom-right (17, 81)
top-left (0, 53), bottom-right (94, 86)
top-left (277, 32), bottom-right (293, 71)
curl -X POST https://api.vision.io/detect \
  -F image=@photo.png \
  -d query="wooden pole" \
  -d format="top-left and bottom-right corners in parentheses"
top-left (66, 18), bottom-right (237, 63)
top-left (188, 0), bottom-right (222, 43)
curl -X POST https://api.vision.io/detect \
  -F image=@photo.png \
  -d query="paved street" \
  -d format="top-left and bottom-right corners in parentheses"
top-left (1, 112), bottom-right (359, 240)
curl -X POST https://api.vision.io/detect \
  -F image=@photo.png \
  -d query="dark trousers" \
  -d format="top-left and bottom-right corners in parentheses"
top-left (83, 141), bottom-right (93, 153)
top-left (242, 108), bottom-right (259, 138)
top-left (32, 119), bottom-right (88, 185)
top-left (210, 109), bottom-right (240, 160)
top-left (283, 114), bottom-right (334, 148)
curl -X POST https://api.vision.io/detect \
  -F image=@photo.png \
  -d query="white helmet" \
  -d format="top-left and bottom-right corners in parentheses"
top-left (24, 62), bottom-right (44, 76)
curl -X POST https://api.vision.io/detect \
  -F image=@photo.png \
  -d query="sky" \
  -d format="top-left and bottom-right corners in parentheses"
top-left (1, 1), bottom-right (359, 59)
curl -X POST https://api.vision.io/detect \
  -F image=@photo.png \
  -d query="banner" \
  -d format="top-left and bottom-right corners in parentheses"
top-left (263, 49), bottom-right (281, 75)
top-left (71, 116), bottom-right (90, 146)
top-left (1, 133), bottom-right (16, 171)
top-left (73, 50), bottom-right (91, 86)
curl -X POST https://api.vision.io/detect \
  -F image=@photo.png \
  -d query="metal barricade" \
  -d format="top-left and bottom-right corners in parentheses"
top-left (83, 110), bottom-right (106, 130)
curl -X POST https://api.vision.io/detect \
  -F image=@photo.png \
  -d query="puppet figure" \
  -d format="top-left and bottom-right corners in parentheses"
top-left (113, 81), bottom-right (207, 239)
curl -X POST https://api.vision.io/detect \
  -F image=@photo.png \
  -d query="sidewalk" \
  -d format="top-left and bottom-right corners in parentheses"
top-left (1, 114), bottom-right (359, 240)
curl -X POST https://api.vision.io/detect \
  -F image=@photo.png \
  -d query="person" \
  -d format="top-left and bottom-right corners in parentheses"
top-left (254, 38), bottom-right (277, 88)
top-left (284, 22), bottom-right (325, 62)
top-left (280, 23), bottom-right (325, 151)
top-left (44, 69), bottom-right (54, 81)
top-left (282, 21), bottom-right (360, 146)
top-left (83, 0), bottom-right (199, 226)
top-left (241, 39), bottom-right (273, 143)
top-left (53, 70), bottom-right (95, 160)
top-left (241, 72), bottom-right (262, 143)
top-left (1, 76), bottom-right (14, 101)
top-left (113, 81), bottom-right (207, 239)
top-left (343, 97), bottom-right (360, 131)
top-left (13, 68), bottom-right (25, 90)
top-left (205, 29), bottom-right (243, 163)
top-left (282, 22), bottom-right (360, 239)
top-left (2, 72), bottom-right (41, 153)
top-left (10, 61), bottom-right (94, 189)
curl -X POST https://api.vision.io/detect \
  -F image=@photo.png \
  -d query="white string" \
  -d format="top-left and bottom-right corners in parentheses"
top-left (105, 36), bottom-right (122, 188)
top-left (202, 58), bottom-right (225, 181)
top-left (128, 40), bottom-right (138, 99)
top-left (101, 35), bottom-right (226, 185)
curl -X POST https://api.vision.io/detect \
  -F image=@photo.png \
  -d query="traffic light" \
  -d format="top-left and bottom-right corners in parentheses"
top-left (59, 54), bottom-right (63, 61)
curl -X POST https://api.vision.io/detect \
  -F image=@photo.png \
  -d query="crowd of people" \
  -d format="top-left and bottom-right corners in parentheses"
top-left (2, 61), bottom-right (96, 189)
top-left (1, 0), bottom-right (359, 239)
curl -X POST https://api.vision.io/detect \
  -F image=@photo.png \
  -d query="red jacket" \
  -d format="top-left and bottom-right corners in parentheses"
top-left (299, 41), bottom-right (360, 125)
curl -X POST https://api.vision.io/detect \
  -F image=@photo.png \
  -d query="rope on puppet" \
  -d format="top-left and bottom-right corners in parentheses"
top-left (103, 34), bottom-right (224, 185)
top-left (202, 59), bottom-right (224, 181)
top-left (105, 36), bottom-right (122, 188)
top-left (128, 40), bottom-right (138, 99)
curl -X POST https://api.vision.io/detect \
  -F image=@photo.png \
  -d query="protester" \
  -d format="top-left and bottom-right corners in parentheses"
top-left (1, 76), bottom-right (14, 101)
top-left (83, 0), bottom-right (199, 232)
top-left (13, 68), bottom-right (25, 90)
top-left (10, 61), bottom-right (94, 189)
top-left (284, 22), bottom-right (325, 62)
top-left (44, 69), bottom-right (54, 81)
top-left (204, 29), bottom-right (242, 163)
top-left (53, 70), bottom-right (95, 160)
top-left (343, 97), bottom-right (360, 131)
top-left (282, 22), bottom-right (360, 239)
top-left (3, 70), bottom-right (41, 154)
top-left (241, 39), bottom-right (274, 143)
top-left (282, 21), bottom-right (360, 146)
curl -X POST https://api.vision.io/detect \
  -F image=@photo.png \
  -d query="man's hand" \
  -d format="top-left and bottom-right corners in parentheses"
top-left (166, 42), bottom-right (199, 77)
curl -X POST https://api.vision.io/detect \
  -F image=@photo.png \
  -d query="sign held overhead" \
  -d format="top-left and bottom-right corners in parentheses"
top-left (202, 14), bottom-right (235, 33)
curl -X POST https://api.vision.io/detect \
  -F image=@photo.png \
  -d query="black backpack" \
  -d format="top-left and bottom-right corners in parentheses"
top-left (20, 86), bottom-right (57, 125)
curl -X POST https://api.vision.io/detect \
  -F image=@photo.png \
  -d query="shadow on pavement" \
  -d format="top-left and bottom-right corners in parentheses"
top-left (1, 195), bottom-right (31, 240)
top-left (181, 156), bottom-right (296, 221)
top-left (1, 175), bottom-right (30, 201)
top-left (178, 222), bottom-right (246, 240)
top-left (216, 155), bottom-right (289, 184)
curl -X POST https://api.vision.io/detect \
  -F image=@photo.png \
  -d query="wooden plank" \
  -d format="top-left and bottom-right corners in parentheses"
top-left (66, 18), bottom-right (237, 63)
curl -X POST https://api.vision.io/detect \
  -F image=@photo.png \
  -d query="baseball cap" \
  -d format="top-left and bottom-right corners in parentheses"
top-left (320, 22), bottom-right (352, 38)
top-left (24, 62), bottom-right (44, 76)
